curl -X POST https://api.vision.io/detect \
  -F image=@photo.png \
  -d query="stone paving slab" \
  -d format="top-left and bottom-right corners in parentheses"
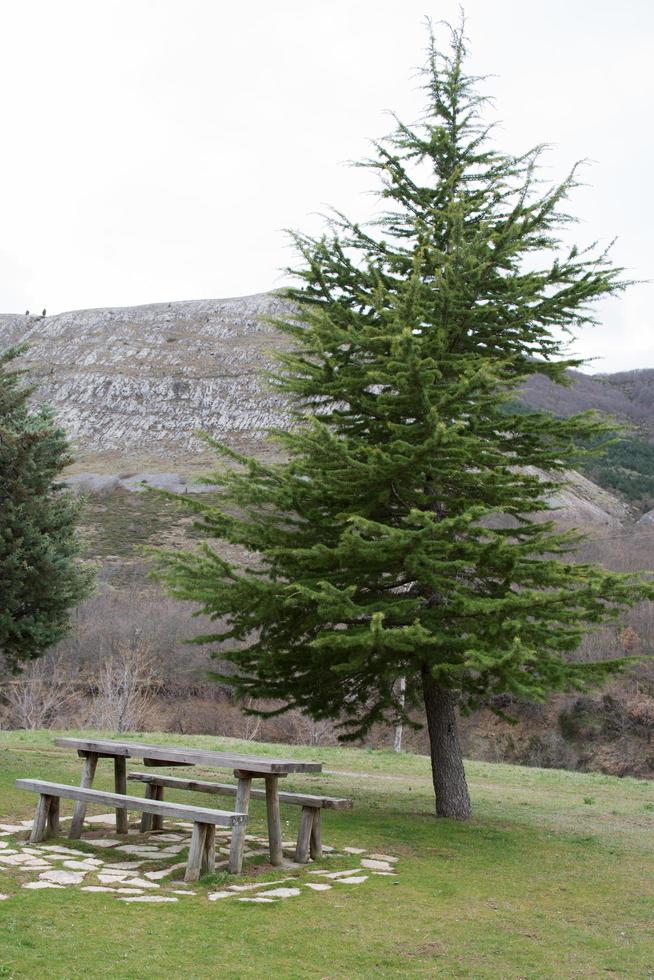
top-left (259, 887), bottom-right (301, 899)
top-left (23, 881), bottom-right (65, 889)
top-left (361, 858), bottom-right (394, 871)
top-left (121, 895), bottom-right (178, 903)
top-left (0, 818), bottom-right (399, 908)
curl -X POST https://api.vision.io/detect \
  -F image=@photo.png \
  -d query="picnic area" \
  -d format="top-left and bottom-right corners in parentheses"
top-left (0, 729), bottom-right (652, 978)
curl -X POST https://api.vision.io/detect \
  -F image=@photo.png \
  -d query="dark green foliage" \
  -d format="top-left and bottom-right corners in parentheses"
top-left (581, 436), bottom-right (654, 510)
top-left (155, 22), bottom-right (653, 811)
top-left (0, 346), bottom-right (93, 669)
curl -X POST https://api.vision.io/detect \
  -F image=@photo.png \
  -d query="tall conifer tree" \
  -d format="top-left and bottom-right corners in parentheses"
top-left (0, 345), bottom-right (93, 669)
top-left (156, 22), bottom-right (652, 818)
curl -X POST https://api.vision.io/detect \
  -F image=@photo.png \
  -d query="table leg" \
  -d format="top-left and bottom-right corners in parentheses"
top-left (228, 775), bottom-right (252, 874)
top-left (114, 756), bottom-right (129, 834)
top-left (69, 752), bottom-right (98, 839)
top-left (265, 775), bottom-right (283, 866)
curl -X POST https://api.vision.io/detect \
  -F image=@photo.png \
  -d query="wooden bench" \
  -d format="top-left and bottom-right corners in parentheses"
top-left (128, 772), bottom-right (352, 864)
top-left (15, 778), bottom-right (248, 881)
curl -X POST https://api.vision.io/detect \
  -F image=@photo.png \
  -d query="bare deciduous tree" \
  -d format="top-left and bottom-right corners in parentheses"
top-left (286, 710), bottom-right (334, 747)
top-left (238, 698), bottom-right (263, 741)
top-left (3, 654), bottom-right (80, 730)
top-left (87, 638), bottom-right (160, 732)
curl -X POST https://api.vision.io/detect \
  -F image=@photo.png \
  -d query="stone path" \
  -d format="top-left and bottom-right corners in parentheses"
top-left (0, 814), bottom-right (399, 907)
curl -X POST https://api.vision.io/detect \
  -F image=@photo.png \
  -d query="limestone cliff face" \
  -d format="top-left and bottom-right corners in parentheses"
top-left (0, 293), bottom-right (293, 468)
top-left (536, 468), bottom-right (631, 528)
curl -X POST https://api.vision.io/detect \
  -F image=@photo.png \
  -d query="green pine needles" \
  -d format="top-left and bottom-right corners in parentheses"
top-left (0, 345), bottom-right (93, 670)
top-left (155, 20), bottom-right (652, 818)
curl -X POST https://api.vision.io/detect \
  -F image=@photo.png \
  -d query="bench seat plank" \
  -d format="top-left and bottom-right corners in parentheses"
top-left (15, 779), bottom-right (246, 827)
top-left (128, 772), bottom-right (352, 865)
top-left (127, 773), bottom-right (352, 810)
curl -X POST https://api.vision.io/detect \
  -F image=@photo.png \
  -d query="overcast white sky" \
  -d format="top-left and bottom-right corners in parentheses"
top-left (1, 0), bottom-right (652, 372)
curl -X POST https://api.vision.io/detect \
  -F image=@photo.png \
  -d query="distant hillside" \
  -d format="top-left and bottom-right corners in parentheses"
top-left (521, 371), bottom-right (654, 513)
top-left (522, 369), bottom-right (654, 437)
top-left (0, 293), bottom-right (649, 524)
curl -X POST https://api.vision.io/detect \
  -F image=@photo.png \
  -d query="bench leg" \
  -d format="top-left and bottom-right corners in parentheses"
top-left (228, 776), bottom-right (252, 874)
top-left (69, 752), bottom-right (98, 839)
top-left (185, 822), bottom-right (208, 882)
top-left (140, 784), bottom-right (156, 833)
top-left (309, 808), bottom-right (322, 859)
top-left (201, 824), bottom-right (216, 877)
top-left (46, 796), bottom-right (60, 838)
top-left (31, 794), bottom-right (53, 843)
top-left (295, 805), bottom-right (315, 863)
top-left (114, 757), bottom-right (129, 835)
top-left (152, 785), bottom-right (165, 831)
top-left (265, 775), bottom-right (283, 866)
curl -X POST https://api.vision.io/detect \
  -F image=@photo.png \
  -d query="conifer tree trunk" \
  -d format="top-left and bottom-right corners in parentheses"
top-left (421, 665), bottom-right (471, 820)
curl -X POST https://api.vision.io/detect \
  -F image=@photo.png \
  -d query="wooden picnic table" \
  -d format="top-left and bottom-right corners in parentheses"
top-left (54, 737), bottom-right (322, 870)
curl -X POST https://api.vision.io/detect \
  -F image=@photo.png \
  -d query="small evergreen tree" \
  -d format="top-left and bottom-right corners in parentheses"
top-left (155, 22), bottom-right (652, 818)
top-left (0, 345), bottom-right (93, 670)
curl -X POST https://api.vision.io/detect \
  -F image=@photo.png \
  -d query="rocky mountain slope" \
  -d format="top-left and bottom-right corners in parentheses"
top-left (0, 293), bottom-right (640, 528)
top-left (0, 293), bottom-right (293, 472)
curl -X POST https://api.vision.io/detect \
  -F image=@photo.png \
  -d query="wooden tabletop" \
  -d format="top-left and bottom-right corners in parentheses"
top-left (54, 738), bottom-right (322, 775)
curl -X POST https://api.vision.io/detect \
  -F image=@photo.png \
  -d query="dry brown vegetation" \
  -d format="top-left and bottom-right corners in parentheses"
top-left (0, 583), bottom-right (345, 748)
top-left (1, 476), bottom-right (653, 779)
top-left (1, 570), bottom-right (652, 777)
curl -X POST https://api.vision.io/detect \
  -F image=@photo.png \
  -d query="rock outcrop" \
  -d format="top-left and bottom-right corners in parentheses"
top-left (0, 293), bottom-right (293, 470)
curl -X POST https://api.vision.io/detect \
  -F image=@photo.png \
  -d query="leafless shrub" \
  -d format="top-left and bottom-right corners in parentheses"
top-left (2, 653), bottom-right (82, 730)
top-left (157, 693), bottom-right (339, 745)
top-left (574, 626), bottom-right (621, 663)
top-left (625, 694), bottom-right (654, 732)
top-left (162, 696), bottom-right (239, 736)
top-left (55, 587), bottom-right (208, 668)
top-left (238, 699), bottom-right (263, 741)
top-left (515, 731), bottom-right (579, 771)
top-left (283, 709), bottom-right (337, 746)
top-left (86, 639), bottom-right (161, 732)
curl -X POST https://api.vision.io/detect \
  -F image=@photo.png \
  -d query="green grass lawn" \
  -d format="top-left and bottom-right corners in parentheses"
top-left (0, 730), bottom-right (652, 979)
